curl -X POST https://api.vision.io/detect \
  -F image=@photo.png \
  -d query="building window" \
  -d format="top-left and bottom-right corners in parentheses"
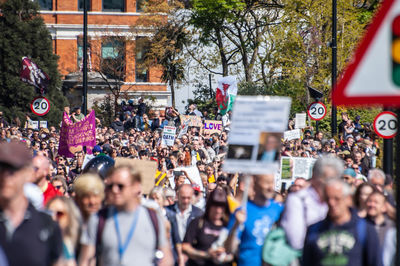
top-left (135, 37), bottom-right (149, 82)
top-left (102, 0), bottom-right (124, 12)
top-left (38, 0), bottom-right (52, 10)
top-left (101, 39), bottom-right (125, 80)
top-left (136, 0), bottom-right (146, 12)
top-left (78, 0), bottom-right (91, 11)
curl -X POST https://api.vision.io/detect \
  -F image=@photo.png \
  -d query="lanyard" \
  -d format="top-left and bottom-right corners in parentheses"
top-left (113, 207), bottom-right (140, 261)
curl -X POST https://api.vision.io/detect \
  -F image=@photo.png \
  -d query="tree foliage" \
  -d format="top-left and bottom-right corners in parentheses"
top-left (0, 0), bottom-right (68, 126)
top-left (135, 0), bottom-right (188, 108)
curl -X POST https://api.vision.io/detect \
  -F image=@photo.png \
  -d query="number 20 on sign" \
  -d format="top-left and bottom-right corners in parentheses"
top-left (373, 111), bottom-right (397, 139)
top-left (30, 96), bottom-right (50, 116)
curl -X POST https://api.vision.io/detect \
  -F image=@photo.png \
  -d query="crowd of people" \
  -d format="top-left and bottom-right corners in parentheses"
top-left (0, 101), bottom-right (395, 266)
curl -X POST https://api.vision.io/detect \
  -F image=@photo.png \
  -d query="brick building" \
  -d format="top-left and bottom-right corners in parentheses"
top-left (39, 0), bottom-right (170, 110)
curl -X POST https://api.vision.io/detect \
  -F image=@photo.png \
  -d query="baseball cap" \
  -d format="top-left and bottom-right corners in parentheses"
top-left (0, 142), bottom-right (32, 169)
top-left (346, 135), bottom-right (354, 140)
top-left (93, 145), bottom-right (102, 153)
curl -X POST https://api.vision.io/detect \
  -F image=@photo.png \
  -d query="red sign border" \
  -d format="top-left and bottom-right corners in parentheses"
top-left (30, 96), bottom-right (50, 116)
top-left (307, 102), bottom-right (327, 121)
top-left (373, 111), bottom-right (398, 139)
top-left (332, 0), bottom-right (400, 107)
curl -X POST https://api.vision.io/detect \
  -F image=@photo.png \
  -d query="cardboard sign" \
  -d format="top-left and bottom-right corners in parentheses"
top-left (177, 120), bottom-right (190, 139)
top-left (283, 129), bottom-right (301, 141)
top-left (224, 96), bottom-right (291, 174)
top-left (203, 120), bottom-right (223, 134)
top-left (295, 113), bottom-right (307, 129)
top-left (115, 158), bottom-right (157, 195)
top-left (161, 126), bottom-right (176, 146)
top-left (180, 115), bottom-right (202, 128)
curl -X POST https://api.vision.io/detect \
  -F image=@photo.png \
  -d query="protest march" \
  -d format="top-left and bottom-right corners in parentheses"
top-left (0, 76), bottom-right (393, 266)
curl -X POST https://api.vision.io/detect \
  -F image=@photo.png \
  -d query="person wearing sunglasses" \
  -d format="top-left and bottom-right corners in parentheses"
top-left (47, 196), bottom-right (81, 266)
top-left (51, 176), bottom-right (68, 196)
top-left (79, 165), bottom-right (173, 266)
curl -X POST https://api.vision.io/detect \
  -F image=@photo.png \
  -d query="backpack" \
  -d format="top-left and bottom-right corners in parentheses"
top-left (95, 206), bottom-right (160, 266)
top-left (262, 196), bottom-right (307, 266)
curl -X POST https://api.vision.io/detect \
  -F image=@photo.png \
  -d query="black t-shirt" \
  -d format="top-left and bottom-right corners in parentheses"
top-left (183, 217), bottom-right (230, 266)
top-left (0, 204), bottom-right (63, 266)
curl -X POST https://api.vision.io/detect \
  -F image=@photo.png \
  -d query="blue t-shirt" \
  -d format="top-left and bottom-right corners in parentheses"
top-left (227, 199), bottom-right (283, 266)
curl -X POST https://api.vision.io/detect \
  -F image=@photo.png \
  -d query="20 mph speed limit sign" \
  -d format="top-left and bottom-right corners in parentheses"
top-left (374, 111), bottom-right (397, 139)
top-left (307, 102), bottom-right (327, 121)
top-left (30, 97), bottom-right (50, 116)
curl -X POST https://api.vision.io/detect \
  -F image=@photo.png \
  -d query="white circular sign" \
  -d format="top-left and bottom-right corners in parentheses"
top-left (373, 111), bottom-right (397, 139)
top-left (30, 97), bottom-right (50, 116)
top-left (307, 102), bottom-right (327, 121)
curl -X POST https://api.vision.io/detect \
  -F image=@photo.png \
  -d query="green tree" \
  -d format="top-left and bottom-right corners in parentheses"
top-left (0, 0), bottom-right (68, 126)
top-left (187, 84), bottom-right (218, 118)
top-left (135, 0), bottom-right (188, 108)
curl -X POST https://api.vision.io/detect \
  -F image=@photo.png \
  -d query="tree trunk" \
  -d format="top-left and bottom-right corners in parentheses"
top-left (215, 28), bottom-right (229, 76)
top-left (170, 79), bottom-right (175, 108)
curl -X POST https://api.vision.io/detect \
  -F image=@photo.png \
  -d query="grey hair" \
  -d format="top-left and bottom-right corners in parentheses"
top-left (325, 178), bottom-right (353, 196)
top-left (150, 186), bottom-right (166, 201)
top-left (367, 168), bottom-right (386, 182)
top-left (312, 156), bottom-right (344, 180)
top-left (163, 187), bottom-right (176, 198)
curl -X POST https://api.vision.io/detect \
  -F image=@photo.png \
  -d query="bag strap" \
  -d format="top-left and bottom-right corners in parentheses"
top-left (147, 207), bottom-right (159, 250)
top-left (357, 218), bottom-right (366, 248)
top-left (95, 207), bottom-right (109, 266)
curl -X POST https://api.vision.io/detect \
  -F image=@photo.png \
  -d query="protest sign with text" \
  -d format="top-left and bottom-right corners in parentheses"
top-left (280, 156), bottom-right (317, 186)
top-left (58, 110), bottom-right (96, 158)
top-left (283, 129), bottom-right (301, 141)
top-left (224, 96), bottom-right (291, 174)
top-left (203, 120), bottom-right (223, 134)
top-left (180, 115), bottom-right (202, 128)
top-left (295, 113), bottom-right (307, 129)
top-left (161, 126), bottom-right (176, 146)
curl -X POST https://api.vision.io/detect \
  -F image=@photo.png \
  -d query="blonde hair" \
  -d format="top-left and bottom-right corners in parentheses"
top-left (46, 196), bottom-right (82, 248)
top-left (74, 173), bottom-right (105, 200)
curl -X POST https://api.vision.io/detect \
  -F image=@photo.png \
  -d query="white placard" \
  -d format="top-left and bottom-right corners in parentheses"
top-left (280, 156), bottom-right (317, 183)
top-left (283, 129), bottom-right (301, 141)
top-left (224, 96), bottom-right (291, 174)
top-left (295, 113), bottom-right (307, 129)
top-left (39, 121), bottom-right (48, 128)
top-left (31, 121), bottom-right (39, 130)
top-left (168, 166), bottom-right (204, 192)
top-left (161, 126), bottom-right (176, 146)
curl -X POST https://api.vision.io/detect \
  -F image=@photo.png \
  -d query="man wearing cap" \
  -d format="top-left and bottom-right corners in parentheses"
top-left (342, 168), bottom-right (357, 190)
top-left (0, 142), bottom-right (63, 265)
top-left (341, 135), bottom-right (354, 152)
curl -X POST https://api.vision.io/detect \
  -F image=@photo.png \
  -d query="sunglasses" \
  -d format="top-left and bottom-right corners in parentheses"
top-left (54, 211), bottom-right (65, 219)
top-left (55, 185), bottom-right (63, 190)
top-left (106, 183), bottom-right (126, 191)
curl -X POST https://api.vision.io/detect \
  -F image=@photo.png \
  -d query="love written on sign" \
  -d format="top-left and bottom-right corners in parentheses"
top-left (203, 120), bottom-right (223, 134)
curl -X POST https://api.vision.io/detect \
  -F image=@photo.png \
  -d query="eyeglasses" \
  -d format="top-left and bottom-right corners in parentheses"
top-left (106, 183), bottom-right (126, 191)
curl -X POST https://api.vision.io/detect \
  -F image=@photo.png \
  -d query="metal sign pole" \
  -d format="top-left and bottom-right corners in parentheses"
top-left (396, 108), bottom-right (400, 266)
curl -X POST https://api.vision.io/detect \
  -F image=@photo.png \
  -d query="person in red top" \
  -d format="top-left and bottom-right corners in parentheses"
top-left (32, 155), bottom-right (62, 205)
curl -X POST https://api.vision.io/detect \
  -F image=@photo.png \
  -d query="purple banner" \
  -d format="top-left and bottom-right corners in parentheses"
top-left (58, 110), bottom-right (96, 158)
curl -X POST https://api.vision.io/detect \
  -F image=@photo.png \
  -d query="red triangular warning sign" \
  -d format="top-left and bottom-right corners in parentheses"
top-left (333, 0), bottom-right (400, 106)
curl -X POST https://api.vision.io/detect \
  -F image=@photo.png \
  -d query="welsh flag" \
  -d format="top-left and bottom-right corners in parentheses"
top-left (216, 76), bottom-right (237, 115)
